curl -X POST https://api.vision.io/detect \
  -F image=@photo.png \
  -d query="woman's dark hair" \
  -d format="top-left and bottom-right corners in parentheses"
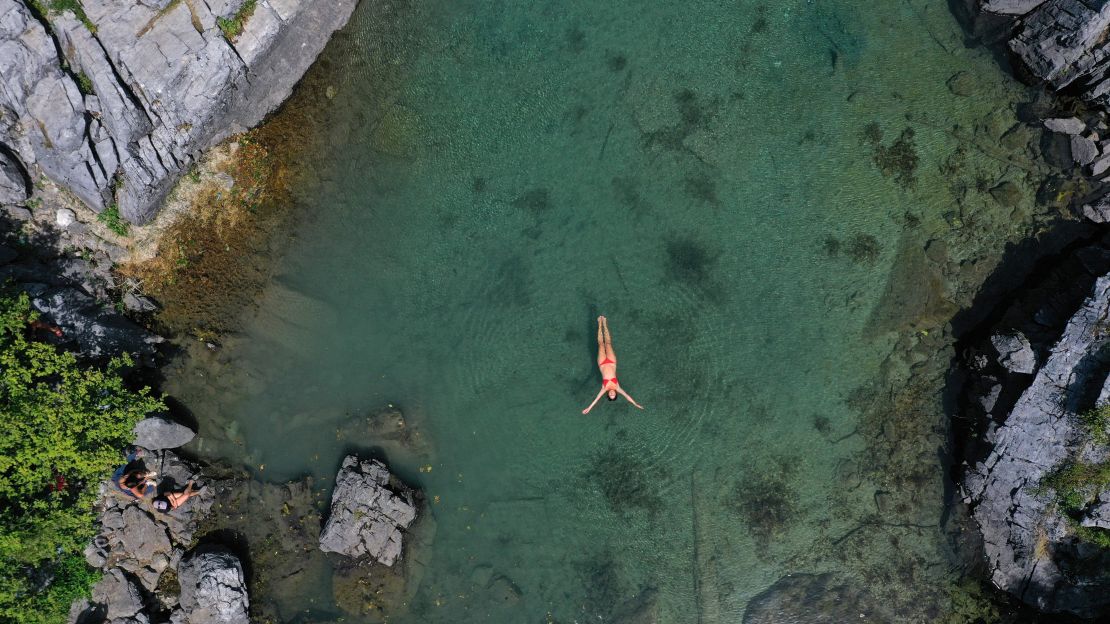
top-left (122, 471), bottom-right (144, 488)
top-left (607, 394), bottom-right (617, 401)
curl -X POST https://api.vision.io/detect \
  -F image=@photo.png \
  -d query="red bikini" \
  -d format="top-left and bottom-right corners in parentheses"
top-left (600, 357), bottom-right (617, 386)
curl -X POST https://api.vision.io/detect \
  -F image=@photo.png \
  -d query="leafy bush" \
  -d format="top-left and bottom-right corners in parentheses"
top-left (0, 293), bottom-right (164, 622)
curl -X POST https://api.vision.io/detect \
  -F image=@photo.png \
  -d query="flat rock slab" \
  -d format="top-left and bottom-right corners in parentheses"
top-left (133, 416), bottom-right (195, 450)
top-left (1044, 117), bottom-right (1086, 135)
top-left (319, 455), bottom-right (417, 566)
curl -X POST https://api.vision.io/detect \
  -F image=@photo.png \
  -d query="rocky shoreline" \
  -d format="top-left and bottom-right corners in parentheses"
top-left (70, 440), bottom-right (423, 623)
top-left (1, 0), bottom-right (357, 224)
top-left (943, 1), bottom-right (1110, 619)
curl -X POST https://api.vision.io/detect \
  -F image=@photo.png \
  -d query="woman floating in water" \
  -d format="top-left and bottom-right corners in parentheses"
top-left (583, 316), bottom-right (644, 414)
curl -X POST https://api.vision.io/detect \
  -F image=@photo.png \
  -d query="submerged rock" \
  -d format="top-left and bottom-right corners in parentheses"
top-left (743, 573), bottom-right (880, 623)
top-left (319, 455), bottom-right (417, 566)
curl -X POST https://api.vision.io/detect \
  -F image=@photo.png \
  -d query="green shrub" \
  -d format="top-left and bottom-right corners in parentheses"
top-left (27, 0), bottom-right (97, 33)
top-left (97, 203), bottom-right (128, 237)
top-left (1038, 460), bottom-right (1110, 514)
top-left (75, 72), bottom-right (93, 96)
top-left (216, 0), bottom-right (256, 41)
top-left (0, 293), bottom-right (165, 622)
top-left (1080, 403), bottom-right (1110, 446)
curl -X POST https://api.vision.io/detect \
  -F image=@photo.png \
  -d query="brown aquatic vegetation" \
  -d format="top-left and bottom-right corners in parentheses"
top-left (119, 73), bottom-right (329, 337)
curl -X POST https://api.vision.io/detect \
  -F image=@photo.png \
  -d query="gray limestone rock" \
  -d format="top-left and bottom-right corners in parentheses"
top-left (319, 455), bottom-right (418, 566)
top-left (122, 292), bottom-right (158, 313)
top-left (980, 0), bottom-right (1047, 15)
top-left (0, 150), bottom-right (28, 204)
top-left (1011, 1), bottom-right (1110, 90)
top-left (133, 416), bottom-right (195, 450)
top-left (0, 0), bottom-right (358, 223)
top-left (31, 286), bottom-right (163, 356)
top-left (1083, 193), bottom-right (1110, 223)
top-left (1072, 134), bottom-right (1099, 166)
top-left (990, 331), bottom-right (1036, 373)
top-left (1092, 152), bottom-right (1110, 176)
top-left (4, 205), bottom-right (31, 221)
top-left (116, 506), bottom-right (173, 589)
top-left (176, 545), bottom-right (249, 624)
top-left (1044, 117), bottom-right (1086, 135)
top-left (964, 275), bottom-right (1110, 617)
top-left (90, 568), bottom-right (145, 621)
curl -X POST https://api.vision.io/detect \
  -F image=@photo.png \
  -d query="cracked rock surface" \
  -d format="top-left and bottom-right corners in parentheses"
top-left (964, 274), bottom-right (1110, 617)
top-left (172, 544), bottom-right (249, 624)
top-left (319, 455), bottom-right (418, 567)
top-left (0, 0), bottom-right (357, 223)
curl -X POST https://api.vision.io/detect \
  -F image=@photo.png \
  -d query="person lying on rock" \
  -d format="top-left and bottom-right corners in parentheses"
top-left (582, 316), bottom-right (644, 414)
top-left (28, 318), bottom-right (63, 337)
top-left (152, 480), bottom-right (203, 512)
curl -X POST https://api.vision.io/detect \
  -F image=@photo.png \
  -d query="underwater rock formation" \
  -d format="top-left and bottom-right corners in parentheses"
top-left (0, 0), bottom-right (357, 223)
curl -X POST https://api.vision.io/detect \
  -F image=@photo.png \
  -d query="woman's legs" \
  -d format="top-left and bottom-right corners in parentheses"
top-left (601, 316), bottom-right (615, 361)
top-left (597, 317), bottom-right (607, 364)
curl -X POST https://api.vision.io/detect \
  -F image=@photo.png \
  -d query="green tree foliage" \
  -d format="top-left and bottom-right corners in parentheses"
top-left (0, 293), bottom-right (164, 622)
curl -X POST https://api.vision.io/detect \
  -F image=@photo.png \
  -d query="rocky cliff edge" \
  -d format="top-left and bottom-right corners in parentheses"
top-left (0, 0), bottom-right (357, 224)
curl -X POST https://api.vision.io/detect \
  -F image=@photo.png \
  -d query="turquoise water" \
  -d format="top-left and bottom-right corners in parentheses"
top-left (167, 0), bottom-right (1050, 621)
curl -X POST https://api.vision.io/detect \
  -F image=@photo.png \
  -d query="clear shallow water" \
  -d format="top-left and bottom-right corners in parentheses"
top-left (167, 0), bottom-right (1047, 621)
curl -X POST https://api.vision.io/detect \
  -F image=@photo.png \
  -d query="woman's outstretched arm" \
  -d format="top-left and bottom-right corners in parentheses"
top-left (582, 388), bottom-right (606, 414)
top-left (617, 387), bottom-right (644, 409)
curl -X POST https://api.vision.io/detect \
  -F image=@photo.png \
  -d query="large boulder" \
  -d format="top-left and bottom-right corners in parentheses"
top-left (964, 274), bottom-right (1110, 617)
top-left (133, 416), bottom-right (196, 450)
top-left (319, 456), bottom-right (417, 566)
top-left (90, 568), bottom-right (146, 622)
top-left (174, 545), bottom-right (249, 624)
